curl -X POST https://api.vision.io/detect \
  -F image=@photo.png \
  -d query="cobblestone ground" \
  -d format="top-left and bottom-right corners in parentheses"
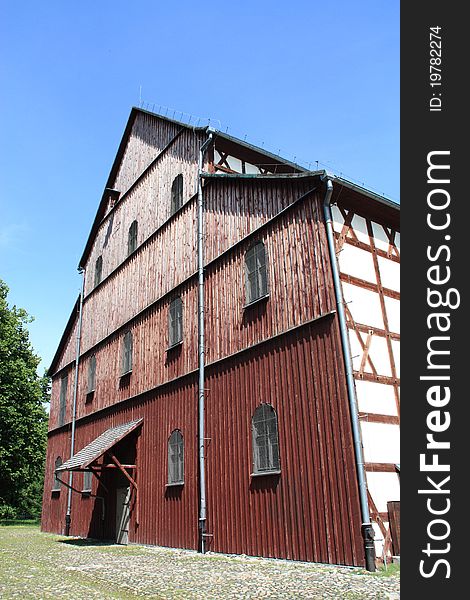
top-left (0, 526), bottom-right (399, 599)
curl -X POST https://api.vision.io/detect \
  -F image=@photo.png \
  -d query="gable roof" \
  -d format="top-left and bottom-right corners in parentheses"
top-left (77, 107), bottom-right (314, 271)
top-left (48, 108), bottom-right (398, 378)
top-left (47, 295), bottom-right (79, 377)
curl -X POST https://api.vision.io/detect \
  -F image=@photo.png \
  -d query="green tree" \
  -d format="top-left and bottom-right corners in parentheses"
top-left (0, 279), bottom-right (49, 519)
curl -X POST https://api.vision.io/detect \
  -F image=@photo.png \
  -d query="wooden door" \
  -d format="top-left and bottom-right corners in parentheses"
top-left (115, 486), bottom-right (131, 544)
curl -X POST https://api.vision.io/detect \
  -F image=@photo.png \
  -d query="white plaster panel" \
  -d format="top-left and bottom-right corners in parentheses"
top-left (349, 332), bottom-right (365, 373)
top-left (362, 423), bottom-right (400, 464)
top-left (395, 232), bottom-right (400, 251)
top-left (331, 205), bottom-right (344, 233)
top-left (342, 282), bottom-right (384, 329)
top-left (377, 255), bottom-right (400, 292)
top-left (366, 472), bottom-right (400, 514)
top-left (373, 522), bottom-right (386, 553)
top-left (244, 162), bottom-right (261, 174)
top-left (355, 380), bottom-right (398, 416)
top-left (371, 221), bottom-right (391, 252)
top-left (226, 156), bottom-right (243, 173)
top-left (384, 296), bottom-right (400, 334)
top-left (392, 340), bottom-right (400, 378)
top-left (351, 214), bottom-right (370, 245)
top-left (368, 335), bottom-right (393, 377)
top-left (338, 244), bottom-right (376, 283)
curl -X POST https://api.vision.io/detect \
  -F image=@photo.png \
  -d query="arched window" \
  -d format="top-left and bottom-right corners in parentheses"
top-left (168, 430), bottom-right (184, 485)
top-left (53, 457), bottom-right (62, 491)
top-left (58, 374), bottom-right (68, 427)
top-left (168, 296), bottom-right (183, 347)
top-left (94, 255), bottom-right (103, 287)
top-left (170, 174), bottom-right (183, 215)
top-left (128, 220), bottom-right (138, 256)
top-left (87, 354), bottom-right (96, 394)
top-left (245, 242), bottom-right (268, 304)
top-left (252, 404), bottom-right (280, 474)
top-left (121, 330), bottom-right (133, 375)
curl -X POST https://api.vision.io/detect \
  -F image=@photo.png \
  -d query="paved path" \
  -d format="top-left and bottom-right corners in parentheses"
top-left (0, 526), bottom-right (399, 599)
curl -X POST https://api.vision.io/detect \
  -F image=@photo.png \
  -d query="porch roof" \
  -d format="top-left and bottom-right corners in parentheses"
top-left (55, 418), bottom-right (143, 472)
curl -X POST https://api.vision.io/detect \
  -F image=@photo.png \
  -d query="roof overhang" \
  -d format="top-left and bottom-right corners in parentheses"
top-left (56, 419), bottom-right (143, 472)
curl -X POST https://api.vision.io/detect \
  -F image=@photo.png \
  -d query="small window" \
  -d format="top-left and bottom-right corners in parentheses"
top-left (53, 457), bottom-right (62, 491)
top-left (82, 470), bottom-right (93, 493)
top-left (121, 331), bottom-right (133, 375)
top-left (168, 430), bottom-right (184, 485)
top-left (87, 354), bottom-right (96, 393)
top-left (58, 374), bottom-right (68, 426)
top-left (252, 404), bottom-right (280, 474)
top-left (128, 220), bottom-right (138, 256)
top-left (245, 242), bottom-right (268, 304)
top-left (94, 255), bottom-right (103, 287)
top-left (168, 297), bottom-right (183, 347)
top-left (170, 174), bottom-right (183, 215)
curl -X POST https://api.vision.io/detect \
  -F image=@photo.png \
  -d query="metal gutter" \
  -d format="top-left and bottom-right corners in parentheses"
top-left (322, 176), bottom-right (376, 571)
top-left (197, 128), bottom-right (215, 553)
top-left (65, 267), bottom-right (85, 536)
top-left (200, 171), bottom-right (325, 180)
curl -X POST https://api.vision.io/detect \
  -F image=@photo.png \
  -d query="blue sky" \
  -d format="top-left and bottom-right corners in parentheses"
top-left (0, 1), bottom-right (399, 372)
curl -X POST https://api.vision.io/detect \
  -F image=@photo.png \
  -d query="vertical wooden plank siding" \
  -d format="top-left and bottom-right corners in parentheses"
top-left (42, 380), bottom-right (198, 550)
top-left (43, 317), bottom-right (364, 565)
top-left (43, 111), bottom-right (392, 567)
top-left (204, 317), bottom-right (363, 566)
top-left (112, 113), bottom-right (183, 196)
top-left (51, 190), bottom-right (334, 426)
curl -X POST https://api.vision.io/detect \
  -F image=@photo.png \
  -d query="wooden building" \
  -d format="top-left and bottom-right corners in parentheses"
top-left (41, 108), bottom-right (400, 569)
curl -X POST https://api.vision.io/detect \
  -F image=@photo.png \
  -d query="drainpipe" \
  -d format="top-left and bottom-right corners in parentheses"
top-left (197, 128), bottom-right (215, 553)
top-left (322, 176), bottom-right (376, 571)
top-left (65, 267), bottom-right (85, 536)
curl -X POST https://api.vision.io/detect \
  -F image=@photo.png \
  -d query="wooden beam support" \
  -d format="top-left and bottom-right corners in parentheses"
top-left (107, 453), bottom-right (138, 490)
top-left (359, 413), bottom-right (400, 425)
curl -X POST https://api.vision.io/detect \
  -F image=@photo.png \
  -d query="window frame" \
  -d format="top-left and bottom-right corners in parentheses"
top-left (87, 354), bottom-right (96, 394)
top-left (168, 296), bottom-right (183, 348)
top-left (121, 330), bottom-right (133, 376)
top-left (94, 255), bottom-right (103, 287)
top-left (251, 403), bottom-right (281, 476)
top-left (58, 374), bottom-right (68, 426)
top-left (82, 470), bottom-right (93, 494)
top-left (167, 429), bottom-right (184, 486)
top-left (52, 457), bottom-right (63, 491)
top-left (244, 241), bottom-right (269, 306)
top-left (170, 174), bottom-right (183, 215)
top-left (128, 220), bottom-right (138, 256)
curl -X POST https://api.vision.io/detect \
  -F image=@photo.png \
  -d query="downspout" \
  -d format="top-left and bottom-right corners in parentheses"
top-left (65, 267), bottom-right (85, 536)
top-left (322, 177), bottom-right (376, 571)
top-left (197, 128), bottom-right (215, 553)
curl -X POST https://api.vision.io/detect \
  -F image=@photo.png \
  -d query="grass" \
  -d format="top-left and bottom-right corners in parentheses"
top-left (0, 518), bottom-right (40, 526)
top-left (372, 562), bottom-right (400, 577)
top-left (0, 524), bottom-right (400, 599)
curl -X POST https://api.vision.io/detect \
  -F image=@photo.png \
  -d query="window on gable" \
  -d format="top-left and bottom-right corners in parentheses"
top-left (53, 457), bottom-right (62, 491)
top-left (82, 470), bottom-right (93, 493)
top-left (252, 404), bottom-right (280, 474)
top-left (121, 331), bottom-right (133, 375)
top-left (245, 242), bottom-right (268, 305)
top-left (94, 255), bottom-right (103, 287)
top-left (168, 429), bottom-right (184, 485)
top-left (87, 354), bottom-right (96, 394)
top-left (58, 374), bottom-right (68, 427)
top-left (168, 296), bottom-right (183, 347)
top-left (170, 174), bottom-right (183, 215)
top-left (128, 220), bottom-right (138, 256)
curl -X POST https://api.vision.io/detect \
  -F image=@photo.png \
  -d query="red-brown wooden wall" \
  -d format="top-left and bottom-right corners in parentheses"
top-left (43, 110), bottom-right (369, 566)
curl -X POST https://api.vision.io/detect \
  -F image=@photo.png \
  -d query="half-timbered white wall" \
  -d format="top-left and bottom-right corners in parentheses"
top-left (331, 204), bottom-right (400, 558)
